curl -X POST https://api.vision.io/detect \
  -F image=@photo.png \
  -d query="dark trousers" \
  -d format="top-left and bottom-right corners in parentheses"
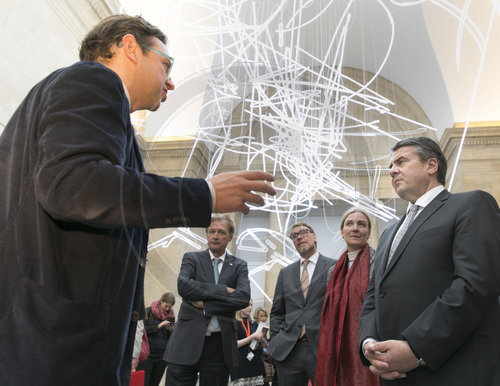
top-left (276, 338), bottom-right (317, 386)
top-left (137, 349), bottom-right (168, 386)
top-left (165, 333), bottom-right (230, 386)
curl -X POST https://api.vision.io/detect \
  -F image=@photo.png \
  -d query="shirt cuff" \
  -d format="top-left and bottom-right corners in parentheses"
top-left (205, 179), bottom-right (216, 212)
top-left (362, 337), bottom-right (379, 359)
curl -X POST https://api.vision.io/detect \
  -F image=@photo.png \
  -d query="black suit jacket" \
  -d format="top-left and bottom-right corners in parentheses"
top-left (359, 189), bottom-right (500, 385)
top-left (164, 249), bottom-right (250, 367)
top-left (0, 61), bottom-right (212, 385)
top-left (268, 254), bottom-right (336, 361)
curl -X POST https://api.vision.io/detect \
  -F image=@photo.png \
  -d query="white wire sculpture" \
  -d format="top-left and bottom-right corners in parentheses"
top-left (145, 0), bottom-right (494, 302)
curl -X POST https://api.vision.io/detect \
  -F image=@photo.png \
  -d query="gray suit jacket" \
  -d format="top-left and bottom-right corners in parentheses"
top-left (164, 250), bottom-right (250, 367)
top-left (268, 254), bottom-right (336, 361)
top-left (359, 190), bottom-right (500, 386)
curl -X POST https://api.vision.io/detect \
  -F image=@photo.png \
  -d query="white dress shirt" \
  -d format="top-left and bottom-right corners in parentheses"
top-left (410, 185), bottom-right (445, 218)
top-left (209, 250), bottom-right (226, 274)
top-left (301, 251), bottom-right (319, 280)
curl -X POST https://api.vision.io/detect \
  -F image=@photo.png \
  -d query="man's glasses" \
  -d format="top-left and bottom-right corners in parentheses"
top-left (141, 44), bottom-right (175, 80)
top-left (290, 228), bottom-right (312, 240)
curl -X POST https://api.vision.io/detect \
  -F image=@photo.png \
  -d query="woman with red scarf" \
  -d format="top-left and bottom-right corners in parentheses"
top-left (315, 209), bottom-right (380, 386)
top-left (137, 292), bottom-right (176, 386)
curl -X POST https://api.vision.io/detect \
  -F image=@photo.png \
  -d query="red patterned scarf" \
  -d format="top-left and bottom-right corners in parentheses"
top-left (150, 300), bottom-right (175, 321)
top-left (315, 243), bottom-right (380, 386)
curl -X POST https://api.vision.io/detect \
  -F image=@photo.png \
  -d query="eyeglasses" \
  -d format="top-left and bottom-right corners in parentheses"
top-left (290, 228), bottom-right (312, 240)
top-left (140, 44), bottom-right (175, 80)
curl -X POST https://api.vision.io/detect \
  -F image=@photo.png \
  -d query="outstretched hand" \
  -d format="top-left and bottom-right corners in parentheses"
top-left (209, 171), bottom-right (276, 214)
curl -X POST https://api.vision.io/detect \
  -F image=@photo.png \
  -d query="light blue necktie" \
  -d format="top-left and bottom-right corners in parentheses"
top-left (210, 258), bottom-right (222, 329)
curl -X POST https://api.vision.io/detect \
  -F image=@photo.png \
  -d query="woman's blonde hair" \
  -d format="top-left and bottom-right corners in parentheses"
top-left (253, 307), bottom-right (269, 321)
top-left (235, 300), bottom-right (253, 321)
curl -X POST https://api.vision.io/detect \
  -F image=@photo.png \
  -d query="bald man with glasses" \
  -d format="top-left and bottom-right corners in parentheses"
top-left (268, 222), bottom-right (336, 386)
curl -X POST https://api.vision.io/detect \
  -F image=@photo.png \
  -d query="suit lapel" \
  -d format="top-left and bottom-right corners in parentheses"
top-left (383, 190), bottom-right (450, 277)
top-left (131, 123), bottom-right (146, 172)
top-left (218, 253), bottom-right (235, 284)
top-left (373, 224), bottom-right (397, 284)
top-left (380, 218), bottom-right (404, 271)
top-left (200, 250), bottom-right (216, 283)
top-left (306, 254), bottom-right (326, 302)
top-left (290, 260), bottom-right (303, 301)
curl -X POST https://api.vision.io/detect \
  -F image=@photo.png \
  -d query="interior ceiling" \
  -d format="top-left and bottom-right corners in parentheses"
top-left (1, 1), bottom-right (498, 139)
top-left (124, 0), bottom-right (499, 140)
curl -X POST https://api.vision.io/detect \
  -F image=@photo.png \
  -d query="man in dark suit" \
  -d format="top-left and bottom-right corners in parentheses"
top-left (359, 137), bottom-right (500, 385)
top-left (164, 215), bottom-right (250, 385)
top-left (268, 222), bottom-right (336, 385)
top-left (0, 15), bottom-right (275, 386)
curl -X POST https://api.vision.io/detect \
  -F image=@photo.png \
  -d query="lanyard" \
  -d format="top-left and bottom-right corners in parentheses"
top-left (240, 319), bottom-right (251, 337)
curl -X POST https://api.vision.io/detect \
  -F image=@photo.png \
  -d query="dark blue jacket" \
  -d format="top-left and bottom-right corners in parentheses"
top-left (0, 61), bottom-right (212, 385)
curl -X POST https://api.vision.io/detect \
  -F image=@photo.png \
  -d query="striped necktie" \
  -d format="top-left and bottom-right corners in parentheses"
top-left (300, 259), bottom-right (310, 298)
top-left (299, 259), bottom-right (310, 338)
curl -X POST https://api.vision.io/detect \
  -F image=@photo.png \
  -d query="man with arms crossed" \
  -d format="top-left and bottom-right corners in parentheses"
top-left (359, 137), bottom-right (500, 385)
top-left (0, 15), bottom-right (275, 386)
top-left (164, 216), bottom-right (250, 386)
top-left (268, 222), bottom-right (336, 385)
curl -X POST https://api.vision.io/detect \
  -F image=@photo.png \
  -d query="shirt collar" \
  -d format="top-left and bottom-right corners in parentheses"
top-left (209, 249), bottom-right (226, 262)
top-left (122, 83), bottom-right (131, 110)
top-left (301, 251), bottom-right (319, 265)
top-left (409, 185), bottom-right (445, 213)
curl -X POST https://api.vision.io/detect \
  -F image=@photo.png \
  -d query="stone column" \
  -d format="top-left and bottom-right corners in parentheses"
top-left (263, 212), bottom-right (287, 312)
top-left (441, 123), bottom-right (500, 203)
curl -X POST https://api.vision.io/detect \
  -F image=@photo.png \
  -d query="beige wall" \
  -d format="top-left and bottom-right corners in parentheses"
top-left (441, 123), bottom-right (500, 203)
top-left (0, 0), bottom-right (120, 135)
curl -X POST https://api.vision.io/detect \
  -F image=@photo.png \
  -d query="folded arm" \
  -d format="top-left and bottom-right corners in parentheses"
top-left (177, 253), bottom-right (228, 301)
top-left (204, 260), bottom-right (251, 314)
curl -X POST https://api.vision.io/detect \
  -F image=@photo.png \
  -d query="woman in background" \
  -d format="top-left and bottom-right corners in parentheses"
top-left (315, 208), bottom-right (380, 386)
top-left (137, 292), bottom-right (175, 386)
top-left (253, 307), bottom-right (268, 324)
top-left (231, 300), bottom-right (266, 386)
top-left (253, 307), bottom-right (273, 386)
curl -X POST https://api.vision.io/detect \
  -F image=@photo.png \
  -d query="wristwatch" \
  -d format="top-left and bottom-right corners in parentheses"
top-left (405, 339), bottom-right (426, 367)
